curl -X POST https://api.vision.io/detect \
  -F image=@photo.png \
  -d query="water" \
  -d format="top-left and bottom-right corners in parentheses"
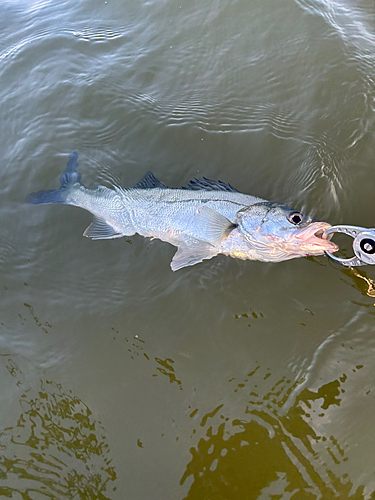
top-left (0, 0), bottom-right (375, 498)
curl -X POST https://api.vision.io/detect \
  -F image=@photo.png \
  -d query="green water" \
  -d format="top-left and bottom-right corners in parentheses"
top-left (1, 0), bottom-right (375, 498)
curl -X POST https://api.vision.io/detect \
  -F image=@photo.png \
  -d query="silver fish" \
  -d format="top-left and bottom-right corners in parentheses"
top-left (26, 151), bottom-right (338, 271)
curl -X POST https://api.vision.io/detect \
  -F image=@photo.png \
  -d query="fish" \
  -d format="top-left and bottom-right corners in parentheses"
top-left (26, 151), bottom-right (338, 271)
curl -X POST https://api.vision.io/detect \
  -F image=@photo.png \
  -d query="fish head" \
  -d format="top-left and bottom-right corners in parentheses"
top-left (235, 202), bottom-right (338, 262)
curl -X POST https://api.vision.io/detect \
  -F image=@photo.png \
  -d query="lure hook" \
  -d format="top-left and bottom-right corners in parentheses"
top-left (323, 225), bottom-right (375, 267)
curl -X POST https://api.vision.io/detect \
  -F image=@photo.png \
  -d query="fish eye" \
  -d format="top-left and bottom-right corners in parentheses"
top-left (288, 211), bottom-right (303, 225)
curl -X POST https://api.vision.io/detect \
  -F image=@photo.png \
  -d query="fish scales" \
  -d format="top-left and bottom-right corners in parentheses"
top-left (119, 188), bottom-right (262, 240)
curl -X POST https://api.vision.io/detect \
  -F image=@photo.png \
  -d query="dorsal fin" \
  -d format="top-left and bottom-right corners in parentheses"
top-left (181, 177), bottom-right (238, 193)
top-left (133, 171), bottom-right (168, 189)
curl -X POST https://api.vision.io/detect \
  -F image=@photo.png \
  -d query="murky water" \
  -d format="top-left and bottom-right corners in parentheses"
top-left (1, 0), bottom-right (375, 498)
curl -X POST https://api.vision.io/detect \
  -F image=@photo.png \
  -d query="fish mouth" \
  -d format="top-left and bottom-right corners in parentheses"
top-left (295, 222), bottom-right (339, 254)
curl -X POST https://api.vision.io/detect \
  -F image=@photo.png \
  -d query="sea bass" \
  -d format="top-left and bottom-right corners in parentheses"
top-left (26, 151), bottom-right (338, 271)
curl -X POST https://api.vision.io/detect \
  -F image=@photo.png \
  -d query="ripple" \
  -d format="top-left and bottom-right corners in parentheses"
top-left (0, 356), bottom-right (117, 499)
top-left (294, 0), bottom-right (375, 82)
top-left (156, 97), bottom-right (306, 138)
top-left (181, 365), bottom-right (371, 499)
top-left (68, 26), bottom-right (130, 42)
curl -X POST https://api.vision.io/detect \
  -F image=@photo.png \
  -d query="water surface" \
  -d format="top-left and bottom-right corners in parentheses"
top-left (1, 0), bottom-right (375, 498)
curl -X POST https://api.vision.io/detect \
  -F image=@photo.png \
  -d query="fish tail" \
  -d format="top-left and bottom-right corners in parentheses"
top-left (26, 151), bottom-right (82, 205)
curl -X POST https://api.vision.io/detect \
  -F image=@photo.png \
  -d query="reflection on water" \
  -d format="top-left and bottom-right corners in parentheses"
top-left (0, 357), bottom-right (116, 499)
top-left (340, 267), bottom-right (375, 299)
top-left (154, 357), bottom-right (183, 390)
top-left (181, 370), bottom-right (366, 499)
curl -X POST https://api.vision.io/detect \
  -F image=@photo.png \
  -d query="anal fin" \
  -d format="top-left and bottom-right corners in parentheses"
top-left (171, 239), bottom-right (218, 271)
top-left (83, 216), bottom-right (123, 240)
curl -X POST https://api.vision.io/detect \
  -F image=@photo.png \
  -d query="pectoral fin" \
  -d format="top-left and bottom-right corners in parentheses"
top-left (171, 239), bottom-right (218, 271)
top-left (83, 216), bottom-right (123, 240)
top-left (194, 206), bottom-right (236, 245)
